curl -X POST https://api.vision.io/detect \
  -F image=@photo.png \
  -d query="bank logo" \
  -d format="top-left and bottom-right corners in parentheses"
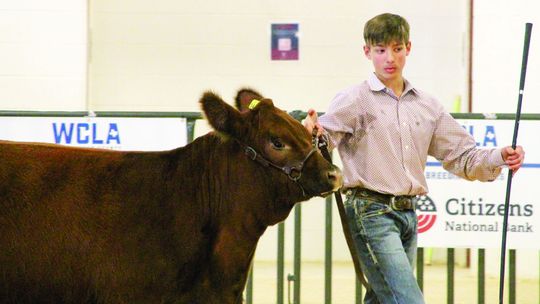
top-left (417, 195), bottom-right (437, 233)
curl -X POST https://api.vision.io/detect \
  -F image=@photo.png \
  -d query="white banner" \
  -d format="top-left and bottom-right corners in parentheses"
top-left (418, 119), bottom-right (539, 249)
top-left (0, 116), bottom-right (188, 151)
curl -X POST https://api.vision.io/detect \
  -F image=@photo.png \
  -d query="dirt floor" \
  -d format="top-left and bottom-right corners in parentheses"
top-left (246, 261), bottom-right (539, 304)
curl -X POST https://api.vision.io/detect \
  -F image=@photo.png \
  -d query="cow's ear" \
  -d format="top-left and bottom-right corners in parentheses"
top-left (200, 91), bottom-right (246, 137)
top-left (248, 98), bottom-right (274, 112)
top-left (235, 87), bottom-right (263, 111)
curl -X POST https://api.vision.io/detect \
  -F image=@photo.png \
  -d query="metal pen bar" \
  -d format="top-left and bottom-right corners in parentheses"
top-left (293, 204), bottom-right (302, 304)
top-left (324, 195), bottom-right (333, 304)
top-left (356, 278), bottom-right (363, 304)
top-left (246, 264), bottom-right (253, 304)
top-left (277, 222), bottom-right (285, 304)
top-left (478, 249), bottom-right (485, 304)
top-left (509, 250), bottom-right (516, 304)
top-left (447, 248), bottom-right (454, 304)
top-left (417, 247), bottom-right (424, 291)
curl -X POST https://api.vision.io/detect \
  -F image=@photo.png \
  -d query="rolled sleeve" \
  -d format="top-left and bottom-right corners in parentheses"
top-left (489, 148), bottom-right (505, 167)
top-left (431, 112), bottom-right (505, 182)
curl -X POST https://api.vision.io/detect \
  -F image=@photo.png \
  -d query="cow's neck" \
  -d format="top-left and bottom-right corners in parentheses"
top-left (204, 134), bottom-right (302, 223)
top-left (196, 134), bottom-right (302, 293)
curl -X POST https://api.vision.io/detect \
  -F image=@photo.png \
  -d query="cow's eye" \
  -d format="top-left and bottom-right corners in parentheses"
top-left (270, 137), bottom-right (285, 150)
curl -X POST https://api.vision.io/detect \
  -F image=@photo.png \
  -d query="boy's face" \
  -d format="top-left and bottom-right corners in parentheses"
top-left (363, 40), bottom-right (411, 84)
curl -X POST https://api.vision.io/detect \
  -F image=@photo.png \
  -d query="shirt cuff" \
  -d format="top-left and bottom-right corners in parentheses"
top-left (490, 148), bottom-right (506, 167)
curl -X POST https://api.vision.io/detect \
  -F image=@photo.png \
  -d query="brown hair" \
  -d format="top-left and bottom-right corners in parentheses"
top-left (364, 13), bottom-right (410, 46)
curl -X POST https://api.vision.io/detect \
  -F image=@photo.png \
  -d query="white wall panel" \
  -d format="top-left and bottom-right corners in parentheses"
top-left (473, 0), bottom-right (540, 113)
top-left (0, 1), bottom-right (87, 111)
top-left (89, 1), bottom-right (466, 113)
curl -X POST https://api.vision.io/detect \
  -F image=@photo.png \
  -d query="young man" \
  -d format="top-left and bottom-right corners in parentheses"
top-left (304, 13), bottom-right (525, 303)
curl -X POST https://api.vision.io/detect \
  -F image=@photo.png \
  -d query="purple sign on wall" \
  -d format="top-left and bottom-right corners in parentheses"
top-left (271, 23), bottom-right (299, 60)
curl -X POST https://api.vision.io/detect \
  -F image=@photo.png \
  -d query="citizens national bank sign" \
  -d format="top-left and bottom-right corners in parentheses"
top-left (418, 119), bottom-right (539, 250)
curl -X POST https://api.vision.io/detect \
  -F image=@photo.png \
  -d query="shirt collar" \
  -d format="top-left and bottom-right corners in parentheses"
top-left (367, 73), bottom-right (418, 96)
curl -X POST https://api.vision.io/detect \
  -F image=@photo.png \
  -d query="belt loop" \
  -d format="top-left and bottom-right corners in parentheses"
top-left (344, 188), bottom-right (358, 207)
top-left (350, 188), bottom-right (358, 198)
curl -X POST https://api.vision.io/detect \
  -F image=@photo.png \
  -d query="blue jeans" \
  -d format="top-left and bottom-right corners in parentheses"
top-left (344, 193), bottom-right (424, 304)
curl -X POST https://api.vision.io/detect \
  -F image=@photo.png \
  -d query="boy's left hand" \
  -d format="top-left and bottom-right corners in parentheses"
top-left (303, 109), bottom-right (324, 137)
top-left (501, 145), bottom-right (525, 173)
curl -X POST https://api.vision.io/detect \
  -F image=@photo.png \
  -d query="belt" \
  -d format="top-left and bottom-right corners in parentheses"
top-left (349, 188), bottom-right (417, 211)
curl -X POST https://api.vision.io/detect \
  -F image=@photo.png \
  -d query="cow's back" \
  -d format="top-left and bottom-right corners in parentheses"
top-left (0, 139), bottom-right (222, 303)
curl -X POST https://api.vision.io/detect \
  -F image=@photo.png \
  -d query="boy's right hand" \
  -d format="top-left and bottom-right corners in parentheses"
top-left (303, 109), bottom-right (324, 137)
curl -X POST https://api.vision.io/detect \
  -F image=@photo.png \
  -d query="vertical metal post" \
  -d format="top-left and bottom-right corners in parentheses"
top-left (447, 248), bottom-right (454, 304)
top-left (324, 195), bottom-right (333, 304)
top-left (277, 222), bottom-right (285, 304)
top-left (417, 247), bottom-right (424, 291)
top-left (186, 119), bottom-right (197, 143)
top-left (355, 278), bottom-right (363, 304)
top-left (478, 249), bottom-right (485, 304)
top-left (293, 204), bottom-right (302, 304)
top-left (509, 250), bottom-right (516, 304)
top-left (246, 264), bottom-right (253, 304)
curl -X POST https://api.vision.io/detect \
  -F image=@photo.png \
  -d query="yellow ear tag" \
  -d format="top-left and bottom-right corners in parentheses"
top-left (248, 99), bottom-right (261, 110)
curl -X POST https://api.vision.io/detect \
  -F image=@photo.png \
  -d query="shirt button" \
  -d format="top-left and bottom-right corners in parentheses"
top-left (402, 122), bottom-right (407, 126)
top-left (405, 145), bottom-right (409, 149)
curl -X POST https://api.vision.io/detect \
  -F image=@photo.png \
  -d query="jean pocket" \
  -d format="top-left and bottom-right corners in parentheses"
top-left (354, 199), bottom-right (392, 220)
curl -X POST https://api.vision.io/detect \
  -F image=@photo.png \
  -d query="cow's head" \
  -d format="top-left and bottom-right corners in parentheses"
top-left (200, 91), bottom-right (342, 202)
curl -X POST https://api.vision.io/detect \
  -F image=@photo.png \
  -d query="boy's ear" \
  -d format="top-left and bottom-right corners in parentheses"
top-left (200, 91), bottom-right (247, 138)
top-left (405, 41), bottom-right (411, 55)
top-left (363, 45), bottom-right (371, 59)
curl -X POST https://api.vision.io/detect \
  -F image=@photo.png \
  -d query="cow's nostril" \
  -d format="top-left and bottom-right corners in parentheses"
top-left (327, 171), bottom-right (337, 181)
top-left (328, 170), bottom-right (341, 181)
top-left (327, 169), bottom-right (343, 187)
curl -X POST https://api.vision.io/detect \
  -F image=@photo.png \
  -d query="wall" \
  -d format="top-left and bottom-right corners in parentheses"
top-left (0, 0), bottom-right (87, 111)
top-left (88, 0), bottom-right (466, 113)
top-left (473, 0), bottom-right (540, 113)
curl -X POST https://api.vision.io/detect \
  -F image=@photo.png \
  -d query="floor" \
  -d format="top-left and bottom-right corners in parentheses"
top-left (246, 261), bottom-right (539, 304)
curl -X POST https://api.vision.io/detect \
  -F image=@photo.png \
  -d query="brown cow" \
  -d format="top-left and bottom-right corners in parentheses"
top-left (0, 91), bottom-right (342, 304)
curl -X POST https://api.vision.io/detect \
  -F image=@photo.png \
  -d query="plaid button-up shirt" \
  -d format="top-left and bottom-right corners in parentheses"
top-left (319, 73), bottom-right (504, 196)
